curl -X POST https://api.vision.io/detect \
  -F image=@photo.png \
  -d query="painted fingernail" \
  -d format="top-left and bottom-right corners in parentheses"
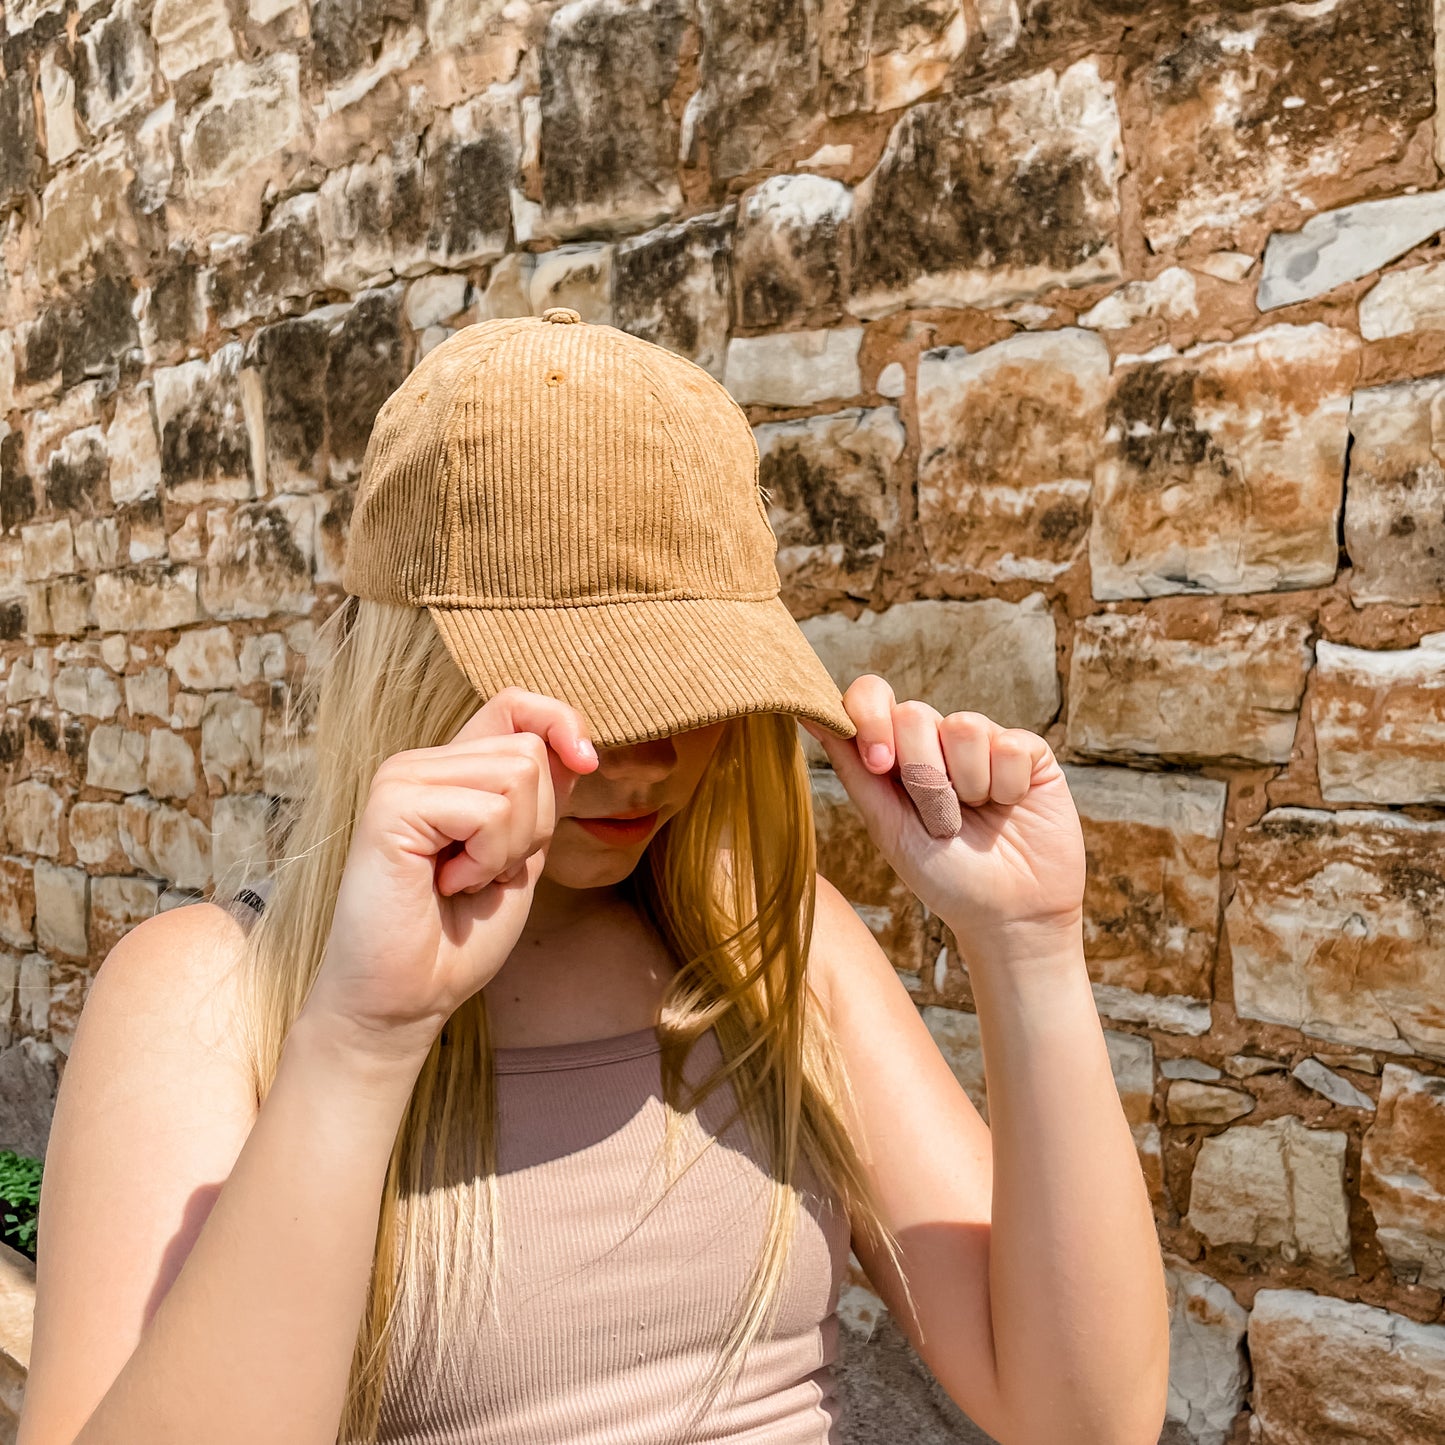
top-left (866, 743), bottom-right (891, 769)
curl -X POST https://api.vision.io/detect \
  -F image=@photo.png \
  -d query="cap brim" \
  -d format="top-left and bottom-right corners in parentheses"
top-left (425, 595), bottom-right (857, 750)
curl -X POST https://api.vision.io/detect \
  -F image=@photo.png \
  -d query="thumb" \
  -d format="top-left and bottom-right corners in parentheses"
top-left (800, 717), bottom-right (905, 838)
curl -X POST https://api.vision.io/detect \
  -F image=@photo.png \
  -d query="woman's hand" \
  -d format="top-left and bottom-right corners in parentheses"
top-left (301, 687), bottom-right (599, 1067)
top-left (800, 675), bottom-right (1086, 965)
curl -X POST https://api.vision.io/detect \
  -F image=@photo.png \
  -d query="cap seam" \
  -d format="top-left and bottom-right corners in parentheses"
top-left (420, 587), bottom-right (780, 607)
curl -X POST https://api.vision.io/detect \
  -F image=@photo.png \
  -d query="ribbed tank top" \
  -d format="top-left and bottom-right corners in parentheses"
top-left (222, 883), bottom-right (851, 1444)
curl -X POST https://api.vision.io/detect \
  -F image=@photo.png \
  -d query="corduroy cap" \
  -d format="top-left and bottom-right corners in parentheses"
top-left (340, 306), bottom-right (859, 750)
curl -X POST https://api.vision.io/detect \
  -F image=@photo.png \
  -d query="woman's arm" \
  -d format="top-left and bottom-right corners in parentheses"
top-left (21, 909), bottom-right (430, 1445)
top-left (963, 919), bottom-right (1169, 1445)
top-left (802, 689), bottom-right (1170, 1445)
top-left (809, 877), bottom-right (1167, 1445)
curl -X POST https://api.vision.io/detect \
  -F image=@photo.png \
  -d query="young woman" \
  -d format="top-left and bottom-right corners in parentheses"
top-left (20, 313), bottom-right (1169, 1445)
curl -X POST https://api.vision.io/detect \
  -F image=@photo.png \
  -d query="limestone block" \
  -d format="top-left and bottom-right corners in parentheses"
top-left (848, 58), bottom-right (1122, 317)
top-left (151, 0), bottom-right (236, 81)
top-left (1259, 189), bottom-right (1445, 310)
top-left (200, 497), bottom-right (317, 620)
top-left (1125, 0), bottom-right (1432, 252)
top-left (94, 566), bottom-right (201, 632)
top-left (732, 174), bottom-right (852, 331)
top-left (1360, 1063), bottom-right (1445, 1290)
top-left (1090, 325), bottom-right (1357, 600)
top-left (1166, 1082), bottom-right (1255, 1125)
top-left (1360, 258), bottom-right (1445, 340)
top-left (536, 0), bottom-right (688, 237)
top-left (89, 874), bottom-right (158, 959)
top-left (179, 53), bottom-right (303, 195)
top-left (756, 406), bottom-right (903, 608)
top-left (1247, 1289), bottom-right (1445, 1444)
top-left (724, 327), bottom-right (863, 408)
top-left (36, 135), bottom-right (137, 284)
top-left (1344, 372), bottom-right (1445, 604)
top-left (1312, 634), bottom-right (1445, 804)
top-left (152, 342), bottom-right (261, 504)
top-left (613, 210), bottom-right (735, 378)
top-left (33, 860), bottom-right (88, 958)
top-left (1066, 611), bottom-right (1313, 763)
top-left (1227, 807), bottom-right (1445, 1061)
top-left (918, 329), bottom-right (1109, 584)
top-left (1163, 1263), bottom-right (1249, 1445)
top-left (208, 191), bottom-right (324, 330)
top-left (86, 723), bottom-right (146, 793)
top-left (1061, 764), bottom-right (1225, 1001)
top-left (165, 625), bottom-right (240, 691)
top-left (77, 4), bottom-right (154, 132)
top-left (199, 693), bottom-right (262, 791)
top-left (3, 781), bottom-right (64, 857)
top-left (1188, 1115), bottom-right (1352, 1271)
top-left (800, 594), bottom-right (1060, 739)
top-left (146, 727), bottom-right (197, 800)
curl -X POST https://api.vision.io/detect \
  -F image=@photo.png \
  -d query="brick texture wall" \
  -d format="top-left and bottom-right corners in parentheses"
top-left (2, 1), bottom-right (1445, 1441)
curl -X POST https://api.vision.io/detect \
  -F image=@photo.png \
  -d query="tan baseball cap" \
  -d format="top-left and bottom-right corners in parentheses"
top-left (340, 306), bottom-right (858, 750)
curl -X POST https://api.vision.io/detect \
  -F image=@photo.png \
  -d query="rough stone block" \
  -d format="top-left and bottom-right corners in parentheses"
top-left (1188, 1115), bottom-right (1352, 1271)
top-left (1360, 1063), bottom-right (1445, 1290)
top-left (1066, 610), bottom-right (1313, 763)
top-left (1090, 325), bottom-right (1357, 600)
top-left (756, 406), bottom-right (903, 609)
top-left (1344, 372), bottom-right (1445, 605)
top-left (1312, 634), bottom-right (1445, 804)
top-left (1227, 807), bottom-right (1445, 1061)
top-left (849, 58), bottom-right (1122, 317)
top-left (1062, 764), bottom-right (1224, 1003)
top-left (918, 329), bottom-right (1109, 585)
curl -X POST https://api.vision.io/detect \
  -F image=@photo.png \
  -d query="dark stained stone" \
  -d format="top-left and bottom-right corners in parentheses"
top-left (1, 430), bottom-right (37, 533)
top-left (251, 312), bottom-right (328, 483)
top-left (425, 124), bottom-right (515, 264)
top-left (310, 0), bottom-right (419, 85)
top-left (0, 599), bottom-right (24, 640)
top-left (539, 0), bottom-right (688, 232)
top-left (0, 68), bottom-right (39, 205)
top-left (848, 58), bottom-right (1123, 316)
top-left (44, 430), bottom-right (109, 514)
top-left (17, 310), bottom-right (62, 390)
top-left (75, 2), bottom-right (153, 132)
top-left (154, 344), bottom-right (256, 502)
top-left (147, 252), bottom-right (206, 355)
top-left (613, 207), bottom-right (735, 376)
top-left (326, 286), bottom-right (407, 467)
top-left (732, 174), bottom-right (850, 331)
top-left (209, 193), bottom-right (325, 329)
top-left (1124, 0), bottom-right (1434, 252)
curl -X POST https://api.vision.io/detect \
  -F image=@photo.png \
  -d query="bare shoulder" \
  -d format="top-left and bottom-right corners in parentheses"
top-left (805, 869), bottom-right (898, 1021)
top-left (87, 897), bottom-right (259, 1091)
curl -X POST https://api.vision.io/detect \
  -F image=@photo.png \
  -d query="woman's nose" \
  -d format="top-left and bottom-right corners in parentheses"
top-left (594, 737), bottom-right (678, 780)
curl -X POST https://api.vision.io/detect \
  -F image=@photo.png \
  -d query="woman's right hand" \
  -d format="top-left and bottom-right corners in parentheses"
top-left (299, 687), bottom-right (599, 1069)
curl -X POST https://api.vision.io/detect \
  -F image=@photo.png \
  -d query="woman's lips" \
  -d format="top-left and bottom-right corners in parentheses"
top-left (571, 809), bottom-right (661, 846)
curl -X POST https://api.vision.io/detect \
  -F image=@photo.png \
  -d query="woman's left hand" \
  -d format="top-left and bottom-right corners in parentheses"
top-left (800, 674), bottom-right (1087, 962)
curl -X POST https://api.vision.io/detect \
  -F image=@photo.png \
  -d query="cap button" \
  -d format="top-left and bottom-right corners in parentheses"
top-left (541, 306), bottom-right (581, 324)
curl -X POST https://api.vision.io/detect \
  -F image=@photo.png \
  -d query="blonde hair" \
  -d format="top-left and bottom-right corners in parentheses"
top-left (215, 593), bottom-right (915, 1442)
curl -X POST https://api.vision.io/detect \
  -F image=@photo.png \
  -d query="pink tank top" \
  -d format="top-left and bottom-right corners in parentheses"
top-left (224, 884), bottom-right (851, 1444)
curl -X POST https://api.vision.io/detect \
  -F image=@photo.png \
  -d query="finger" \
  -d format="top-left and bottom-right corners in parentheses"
top-left (449, 686), bottom-right (599, 777)
top-left (938, 711), bottom-right (996, 807)
top-left (841, 674), bottom-right (898, 773)
top-left (380, 783), bottom-right (518, 893)
top-left (988, 728), bottom-right (1050, 806)
top-left (892, 701), bottom-right (962, 839)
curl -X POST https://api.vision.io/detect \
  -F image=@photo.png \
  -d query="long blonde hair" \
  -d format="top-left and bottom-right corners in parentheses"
top-left (215, 593), bottom-right (915, 1442)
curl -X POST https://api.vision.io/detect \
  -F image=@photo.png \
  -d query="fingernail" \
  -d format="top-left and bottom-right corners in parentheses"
top-left (578, 738), bottom-right (597, 762)
top-left (866, 743), bottom-right (891, 770)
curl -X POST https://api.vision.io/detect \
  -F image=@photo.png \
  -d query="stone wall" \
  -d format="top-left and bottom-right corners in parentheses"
top-left (2, 0), bottom-right (1445, 1441)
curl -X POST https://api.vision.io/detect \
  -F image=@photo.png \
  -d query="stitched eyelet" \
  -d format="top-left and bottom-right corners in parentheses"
top-left (545, 369), bottom-right (565, 386)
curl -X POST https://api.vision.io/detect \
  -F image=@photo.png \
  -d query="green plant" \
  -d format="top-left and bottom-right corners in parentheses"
top-left (0, 1150), bottom-right (42, 1254)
